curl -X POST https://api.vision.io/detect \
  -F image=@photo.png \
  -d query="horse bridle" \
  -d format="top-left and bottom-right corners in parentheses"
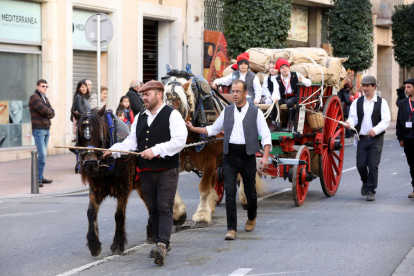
top-left (165, 80), bottom-right (187, 119)
top-left (77, 112), bottom-right (108, 169)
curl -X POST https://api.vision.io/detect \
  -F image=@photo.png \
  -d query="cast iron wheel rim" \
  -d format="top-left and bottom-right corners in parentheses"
top-left (318, 95), bottom-right (345, 197)
top-left (292, 146), bottom-right (310, 207)
top-left (215, 168), bottom-right (225, 205)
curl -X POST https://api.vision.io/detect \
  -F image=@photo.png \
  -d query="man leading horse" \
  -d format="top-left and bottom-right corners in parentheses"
top-left (103, 80), bottom-right (187, 265)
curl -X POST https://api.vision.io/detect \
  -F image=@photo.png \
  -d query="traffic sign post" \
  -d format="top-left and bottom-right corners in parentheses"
top-left (84, 13), bottom-right (114, 108)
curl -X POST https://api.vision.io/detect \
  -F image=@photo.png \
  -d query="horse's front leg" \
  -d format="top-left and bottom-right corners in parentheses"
top-left (110, 193), bottom-right (131, 254)
top-left (87, 189), bottom-right (104, 257)
top-left (192, 163), bottom-right (218, 226)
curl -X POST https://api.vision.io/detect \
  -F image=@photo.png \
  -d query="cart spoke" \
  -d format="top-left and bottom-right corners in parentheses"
top-left (333, 128), bottom-right (343, 139)
top-left (331, 155), bottom-right (340, 175)
top-left (332, 151), bottom-right (342, 162)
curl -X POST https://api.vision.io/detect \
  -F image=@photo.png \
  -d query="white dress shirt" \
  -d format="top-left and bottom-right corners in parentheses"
top-left (347, 94), bottom-right (391, 135)
top-left (206, 102), bottom-right (272, 148)
top-left (271, 72), bottom-right (312, 102)
top-left (213, 71), bottom-right (262, 103)
top-left (110, 103), bottom-right (188, 158)
top-left (262, 75), bottom-right (278, 100)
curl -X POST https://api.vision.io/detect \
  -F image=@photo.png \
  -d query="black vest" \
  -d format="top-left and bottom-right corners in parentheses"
top-left (267, 75), bottom-right (274, 94)
top-left (276, 72), bottom-right (299, 98)
top-left (355, 96), bottom-right (385, 136)
top-left (136, 105), bottom-right (180, 170)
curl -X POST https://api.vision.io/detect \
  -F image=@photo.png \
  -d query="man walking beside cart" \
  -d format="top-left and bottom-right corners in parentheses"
top-left (186, 79), bottom-right (271, 240)
top-left (345, 76), bottom-right (390, 201)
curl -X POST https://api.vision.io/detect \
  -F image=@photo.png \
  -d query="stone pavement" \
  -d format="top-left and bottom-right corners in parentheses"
top-left (0, 153), bottom-right (88, 198)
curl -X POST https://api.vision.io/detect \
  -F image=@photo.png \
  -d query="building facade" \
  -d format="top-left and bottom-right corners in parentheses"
top-left (0, 0), bottom-right (204, 162)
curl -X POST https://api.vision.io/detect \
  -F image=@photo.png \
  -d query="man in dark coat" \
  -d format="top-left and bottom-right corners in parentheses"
top-left (397, 78), bottom-right (414, 198)
top-left (126, 80), bottom-right (144, 116)
top-left (29, 79), bottom-right (55, 187)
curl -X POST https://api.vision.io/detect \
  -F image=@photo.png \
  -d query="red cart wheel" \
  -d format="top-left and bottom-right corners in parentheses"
top-left (292, 146), bottom-right (311, 206)
top-left (318, 95), bottom-right (345, 197)
top-left (215, 167), bottom-right (225, 205)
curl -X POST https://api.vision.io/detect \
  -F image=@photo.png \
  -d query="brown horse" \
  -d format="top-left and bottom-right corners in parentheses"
top-left (164, 76), bottom-right (267, 225)
top-left (72, 107), bottom-right (186, 256)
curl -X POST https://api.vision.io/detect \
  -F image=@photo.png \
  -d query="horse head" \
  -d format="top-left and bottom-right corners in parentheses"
top-left (164, 77), bottom-right (195, 121)
top-left (72, 106), bottom-right (108, 176)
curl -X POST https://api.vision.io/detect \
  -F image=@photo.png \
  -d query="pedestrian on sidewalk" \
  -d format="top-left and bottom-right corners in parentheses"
top-left (29, 79), bottom-right (55, 187)
top-left (126, 80), bottom-right (144, 116)
top-left (186, 80), bottom-right (271, 241)
top-left (103, 80), bottom-right (187, 265)
top-left (396, 78), bottom-right (414, 198)
top-left (345, 76), bottom-right (391, 201)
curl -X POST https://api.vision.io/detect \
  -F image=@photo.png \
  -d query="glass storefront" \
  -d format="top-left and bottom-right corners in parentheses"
top-left (0, 0), bottom-right (41, 148)
top-left (0, 52), bottom-right (40, 148)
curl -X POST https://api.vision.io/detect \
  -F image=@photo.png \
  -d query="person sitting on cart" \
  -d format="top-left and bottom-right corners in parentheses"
top-left (186, 79), bottom-right (271, 241)
top-left (212, 52), bottom-right (262, 106)
top-left (270, 59), bottom-right (312, 132)
top-left (261, 59), bottom-right (279, 130)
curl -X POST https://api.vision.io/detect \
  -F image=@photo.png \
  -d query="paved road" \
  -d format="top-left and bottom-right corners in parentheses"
top-left (1, 138), bottom-right (413, 276)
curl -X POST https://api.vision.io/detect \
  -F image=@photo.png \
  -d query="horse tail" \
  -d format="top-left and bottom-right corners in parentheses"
top-left (255, 172), bottom-right (268, 197)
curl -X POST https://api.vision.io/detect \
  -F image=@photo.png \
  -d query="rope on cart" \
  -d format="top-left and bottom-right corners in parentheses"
top-left (304, 107), bottom-right (360, 140)
top-left (297, 49), bottom-right (325, 108)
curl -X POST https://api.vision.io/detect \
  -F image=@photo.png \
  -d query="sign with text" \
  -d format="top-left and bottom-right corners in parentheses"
top-left (73, 9), bottom-right (107, 50)
top-left (288, 5), bottom-right (308, 43)
top-left (0, 1), bottom-right (41, 44)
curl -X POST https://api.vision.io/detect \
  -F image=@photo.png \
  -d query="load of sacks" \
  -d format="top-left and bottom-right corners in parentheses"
top-left (223, 47), bottom-right (348, 87)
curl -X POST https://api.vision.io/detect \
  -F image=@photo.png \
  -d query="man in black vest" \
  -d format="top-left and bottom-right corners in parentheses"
top-left (186, 80), bottom-right (271, 240)
top-left (397, 78), bottom-right (414, 198)
top-left (103, 80), bottom-right (187, 265)
top-left (345, 76), bottom-right (390, 201)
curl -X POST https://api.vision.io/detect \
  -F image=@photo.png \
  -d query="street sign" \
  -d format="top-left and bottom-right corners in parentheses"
top-left (84, 13), bottom-right (114, 109)
top-left (84, 13), bottom-right (113, 47)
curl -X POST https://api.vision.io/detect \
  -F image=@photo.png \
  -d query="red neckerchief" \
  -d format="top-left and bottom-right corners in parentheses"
top-left (281, 75), bottom-right (291, 99)
top-left (409, 99), bottom-right (414, 120)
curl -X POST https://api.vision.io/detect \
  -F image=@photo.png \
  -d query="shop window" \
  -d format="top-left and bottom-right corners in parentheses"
top-left (0, 52), bottom-right (40, 148)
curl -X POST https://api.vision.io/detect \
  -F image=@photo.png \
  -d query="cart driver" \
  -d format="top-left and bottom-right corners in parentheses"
top-left (212, 53), bottom-right (262, 106)
top-left (186, 79), bottom-right (271, 240)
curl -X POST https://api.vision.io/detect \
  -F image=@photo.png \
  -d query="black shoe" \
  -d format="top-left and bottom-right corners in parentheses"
top-left (366, 191), bottom-right (375, 201)
top-left (42, 178), bottom-right (53, 184)
top-left (361, 182), bottom-right (367, 196)
top-left (38, 181), bottom-right (43, 188)
top-left (150, 244), bottom-right (171, 258)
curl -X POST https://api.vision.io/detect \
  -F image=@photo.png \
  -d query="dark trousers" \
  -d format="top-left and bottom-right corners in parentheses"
top-left (403, 138), bottom-right (414, 186)
top-left (222, 154), bottom-right (257, 231)
top-left (139, 168), bottom-right (179, 246)
top-left (356, 135), bottom-right (384, 194)
top-left (271, 96), bottom-right (298, 121)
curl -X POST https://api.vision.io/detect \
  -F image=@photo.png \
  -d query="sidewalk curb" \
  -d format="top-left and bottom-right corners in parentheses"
top-left (0, 187), bottom-right (90, 200)
top-left (392, 246), bottom-right (414, 275)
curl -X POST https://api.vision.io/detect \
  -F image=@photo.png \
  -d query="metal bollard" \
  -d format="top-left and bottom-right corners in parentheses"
top-left (31, 149), bottom-right (39, 194)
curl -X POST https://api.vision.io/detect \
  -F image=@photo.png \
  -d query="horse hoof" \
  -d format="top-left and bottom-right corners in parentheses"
top-left (173, 212), bottom-right (187, 226)
top-left (241, 203), bottom-right (248, 210)
top-left (194, 221), bottom-right (208, 228)
top-left (110, 244), bottom-right (124, 255)
top-left (90, 247), bottom-right (102, 257)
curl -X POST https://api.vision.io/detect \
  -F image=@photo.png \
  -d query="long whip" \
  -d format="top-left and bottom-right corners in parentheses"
top-left (304, 108), bottom-right (359, 140)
